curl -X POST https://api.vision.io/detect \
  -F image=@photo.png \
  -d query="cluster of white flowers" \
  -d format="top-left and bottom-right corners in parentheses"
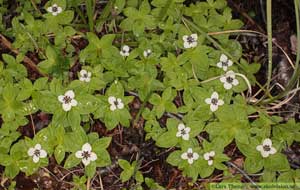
top-left (108, 96), bottom-right (124, 111)
top-left (27, 143), bottom-right (98, 166)
top-left (75, 143), bottom-right (97, 166)
top-left (58, 90), bottom-right (78, 112)
top-left (215, 54), bottom-right (239, 90)
top-left (180, 148), bottom-right (217, 166)
top-left (57, 89), bottom-right (126, 113)
top-left (47, 4), bottom-right (62, 16)
top-left (120, 45), bottom-right (153, 58)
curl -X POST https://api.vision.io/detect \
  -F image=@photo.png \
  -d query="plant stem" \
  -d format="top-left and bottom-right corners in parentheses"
top-left (132, 92), bottom-right (152, 127)
top-left (260, 0), bottom-right (300, 104)
top-left (86, 177), bottom-right (90, 190)
top-left (75, 6), bottom-right (87, 25)
top-left (30, 0), bottom-right (42, 15)
top-left (266, 0), bottom-right (272, 91)
top-left (86, 0), bottom-right (94, 32)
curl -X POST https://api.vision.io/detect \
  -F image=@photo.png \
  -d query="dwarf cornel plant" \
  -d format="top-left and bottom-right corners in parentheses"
top-left (0, 0), bottom-right (299, 189)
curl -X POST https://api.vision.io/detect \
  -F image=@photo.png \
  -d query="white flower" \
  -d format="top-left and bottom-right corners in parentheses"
top-left (183, 34), bottom-right (198, 49)
top-left (108, 96), bottom-right (124, 111)
top-left (75, 143), bottom-right (97, 166)
top-left (79, 69), bottom-right (91, 82)
top-left (27, 144), bottom-right (47, 163)
top-left (46, 4), bottom-right (63, 16)
top-left (143, 49), bottom-right (152, 57)
top-left (256, 138), bottom-right (277, 158)
top-left (220, 70), bottom-right (239, 90)
top-left (176, 123), bottom-right (190, 141)
top-left (181, 148), bottom-right (199, 164)
top-left (205, 92), bottom-right (224, 112)
top-left (216, 54), bottom-right (233, 71)
top-left (58, 90), bottom-right (78, 112)
top-left (203, 151), bottom-right (215, 166)
top-left (120, 45), bottom-right (130, 57)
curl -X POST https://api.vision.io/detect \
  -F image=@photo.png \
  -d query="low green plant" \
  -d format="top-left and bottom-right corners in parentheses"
top-left (0, 0), bottom-right (299, 189)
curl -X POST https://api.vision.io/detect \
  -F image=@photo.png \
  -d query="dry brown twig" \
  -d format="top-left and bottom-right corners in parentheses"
top-left (0, 34), bottom-right (48, 77)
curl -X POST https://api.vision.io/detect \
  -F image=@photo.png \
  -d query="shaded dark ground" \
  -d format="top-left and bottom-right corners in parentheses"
top-left (0, 0), bottom-right (299, 190)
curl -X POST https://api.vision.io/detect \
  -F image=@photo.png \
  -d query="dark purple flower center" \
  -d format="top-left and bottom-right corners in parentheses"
top-left (113, 100), bottom-right (119, 106)
top-left (211, 98), bottom-right (218, 105)
top-left (187, 36), bottom-right (195, 43)
top-left (34, 149), bottom-right (41, 157)
top-left (52, 6), bottom-right (58, 12)
top-left (187, 152), bottom-right (193, 158)
top-left (82, 151), bottom-right (91, 159)
top-left (63, 96), bottom-right (72, 104)
top-left (263, 145), bottom-right (271, 151)
top-left (222, 60), bottom-right (229, 67)
top-left (180, 129), bottom-right (186, 135)
top-left (226, 77), bottom-right (234, 83)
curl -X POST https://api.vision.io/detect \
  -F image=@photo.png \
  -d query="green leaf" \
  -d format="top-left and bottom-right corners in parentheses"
top-left (4, 163), bottom-right (20, 178)
top-left (92, 137), bottom-right (112, 149)
top-left (155, 131), bottom-right (177, 148)
top-left (166, 151), bottom-right (181, 166)
top-left (57, 10), bottom-right (74, 24)
top-left (67, 110), bottom-right (81, 129)
top-left (33, 77), bottom-right (49, 90)
top-left (54, 145), bottom-right (65, 164)
top-left (95, 149), bottom-right (111, 167)
top-left (135, 171), bottom-right (144, 183)
top-left (85, 162), bottom-right (96, 177)
top-left (2, 54), bottom-right (16, 65)
top-left (244, 157), bottom-right (263, 174)
top-left (64, 153), bottom-right (81, 169)
top-left (118, 159), bottom-right (131, 170)
top-left (145, 178), bottom-right (165, 190)
top-left (264, 154), bottom-right (290, 172)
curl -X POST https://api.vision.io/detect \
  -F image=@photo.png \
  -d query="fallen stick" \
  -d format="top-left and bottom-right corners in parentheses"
top-left (0, 34), bottom-right (48, 77)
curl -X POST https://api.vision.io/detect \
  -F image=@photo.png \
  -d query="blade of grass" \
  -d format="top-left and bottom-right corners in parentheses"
top-left (75, 6), bottom-right (87, 25)
top-left (259, 0), bottom-right (300, 104)
top-left (86, 0), bottom-right (95, 32)
top-left (30, 0), bottom-right (42, 16)
top-left (266, 0), bottom-right (272, 90)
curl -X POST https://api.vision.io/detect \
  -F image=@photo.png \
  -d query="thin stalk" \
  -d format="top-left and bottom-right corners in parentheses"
top-left (86, 0), bottom-right (94, 32)
top-left (132, 92), bottom-right (152, 126)
top-left (259, 0), bottom-right (300, 104)
top-left (75, 6), bottom-right (87, 25)
top-left (30, 0), bottom-right (42, 15)
top-left (266, 0), bottom-right (272, 91)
